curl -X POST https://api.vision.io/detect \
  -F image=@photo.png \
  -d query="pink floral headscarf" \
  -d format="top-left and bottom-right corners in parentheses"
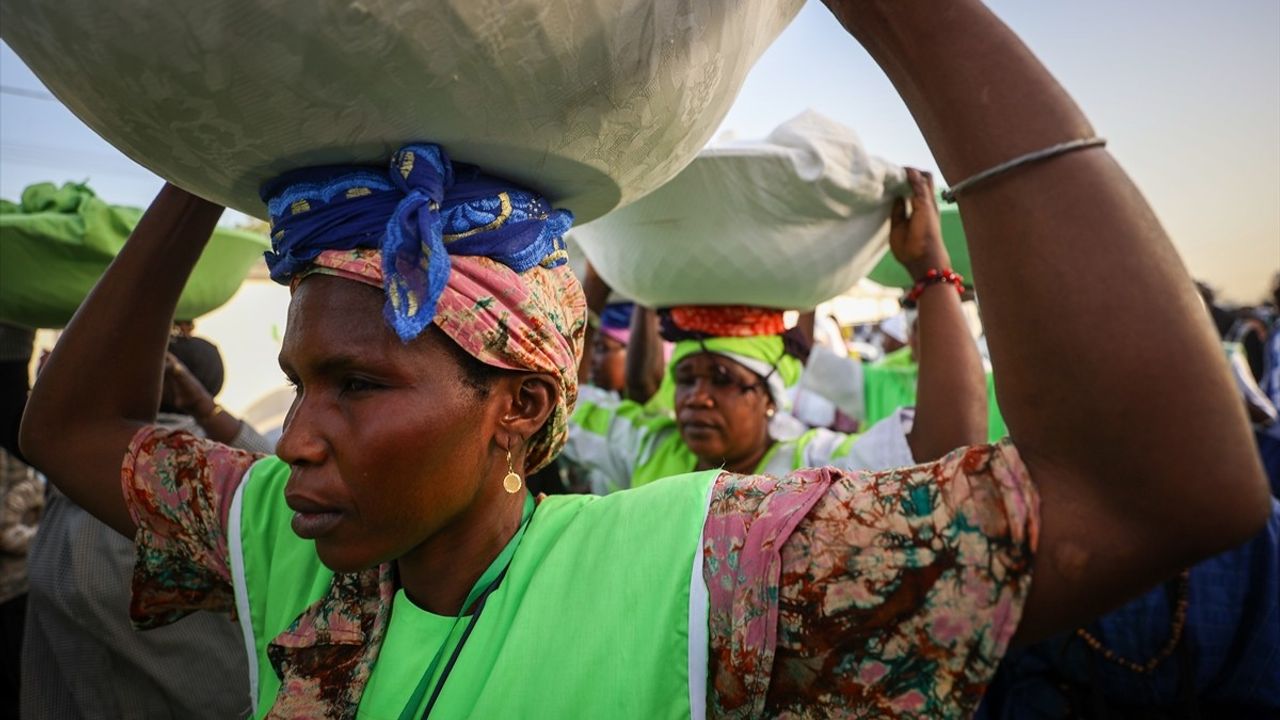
top-left (295, 248), bottom-right (585, 473)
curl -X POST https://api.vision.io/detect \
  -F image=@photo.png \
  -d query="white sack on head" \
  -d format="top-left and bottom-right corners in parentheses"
top-left (571, 110), bottom-right (909, 310)
top-left (0, 0), bottom-right (802, 223)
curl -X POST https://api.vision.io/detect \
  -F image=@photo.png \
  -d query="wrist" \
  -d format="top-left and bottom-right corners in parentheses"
top-left (904, 268), bottom-right (965, 307)
top-left (193, 401), bottom-right (223, 423)
top-left (904, 253), bottom-right (952, 281)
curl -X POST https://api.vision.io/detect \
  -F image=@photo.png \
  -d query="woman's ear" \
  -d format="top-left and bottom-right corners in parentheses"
top-left (496, 373), bottom-right (559, 444)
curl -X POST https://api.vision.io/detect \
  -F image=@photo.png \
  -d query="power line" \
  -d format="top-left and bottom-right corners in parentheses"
top-left (0, 84), bottom-right (57, 101)
top-left (1, 142), bottom-right (158, 178)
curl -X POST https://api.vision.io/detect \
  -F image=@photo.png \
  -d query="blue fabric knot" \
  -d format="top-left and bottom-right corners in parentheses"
top-left (382, 144), bottom-right (454, 339)
top-left (261, 144), bottom-right (573, 341)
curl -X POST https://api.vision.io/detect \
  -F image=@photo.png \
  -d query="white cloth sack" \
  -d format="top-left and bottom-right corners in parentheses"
top-left (0, 0), bottom-right (801, 223)
top-left (800, 344), bottom-right (865, 418)
top-left (571, 110), bottom-right (908, 309)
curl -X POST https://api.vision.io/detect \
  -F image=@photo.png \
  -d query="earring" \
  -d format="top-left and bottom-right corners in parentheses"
top-left (766, 407), bottom-right (776, 418)
top-left (503, 448), bottom-right (523, 494)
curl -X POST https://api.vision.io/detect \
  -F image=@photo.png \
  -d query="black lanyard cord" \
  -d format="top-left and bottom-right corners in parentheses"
top-left (419, 566), bottom-right (510, 719)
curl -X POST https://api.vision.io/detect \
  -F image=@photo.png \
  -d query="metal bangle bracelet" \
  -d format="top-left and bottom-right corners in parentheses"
top-left (940, 137), bottom-right (1107, 203)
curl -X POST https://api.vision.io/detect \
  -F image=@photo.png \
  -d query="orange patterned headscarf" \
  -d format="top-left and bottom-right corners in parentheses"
top-left (666, 305), bottom-right (787, 338)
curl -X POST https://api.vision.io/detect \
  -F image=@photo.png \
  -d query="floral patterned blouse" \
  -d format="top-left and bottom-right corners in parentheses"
top-left (122, 426), bottom-right (1038, 718)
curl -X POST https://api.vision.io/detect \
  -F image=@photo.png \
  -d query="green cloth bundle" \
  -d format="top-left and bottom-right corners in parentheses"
top-left (0, 182), bottom-right (269, 327)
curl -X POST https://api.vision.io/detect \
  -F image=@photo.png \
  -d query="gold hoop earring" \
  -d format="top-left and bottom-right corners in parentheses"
top-left (503, 448), bottom-right (523, 494)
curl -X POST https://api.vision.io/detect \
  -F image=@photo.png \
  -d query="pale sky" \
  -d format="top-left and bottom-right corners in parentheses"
top-left (3, 0), bottom-right (1278, 303)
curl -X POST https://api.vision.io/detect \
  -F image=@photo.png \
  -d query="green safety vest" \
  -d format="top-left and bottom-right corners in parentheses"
top-left (228, 456), bottom-right (720, 718)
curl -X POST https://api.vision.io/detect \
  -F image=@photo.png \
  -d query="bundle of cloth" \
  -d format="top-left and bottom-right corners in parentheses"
top-left (0, 0), bottom-right (804, 224)
top-left (573, 110), bottom-right (907, 310)
top-left (0, 182), bottom-right (267, 328)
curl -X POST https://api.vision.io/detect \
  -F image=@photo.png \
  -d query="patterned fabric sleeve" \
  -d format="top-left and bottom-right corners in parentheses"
top-left (120, 425), bottom-right (264, 629)
top-left (704, 440), bottom-right (1040, 719)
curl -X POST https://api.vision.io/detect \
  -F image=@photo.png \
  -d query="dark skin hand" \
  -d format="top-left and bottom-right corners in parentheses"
top-left (822, 0), bottom-right (1269, 646)
top-left (161, 352), bottom-right (244, 444)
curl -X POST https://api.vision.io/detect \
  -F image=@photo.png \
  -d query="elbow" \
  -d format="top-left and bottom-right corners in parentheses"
top-left (1216, 467), bottom-right (1275, 550)
top-left (1173, 462), bottom-right (1274, 564)
top-left (17, 403), bottom-right (53, 472)
top-left (17, 383), bottom-right (75, 472)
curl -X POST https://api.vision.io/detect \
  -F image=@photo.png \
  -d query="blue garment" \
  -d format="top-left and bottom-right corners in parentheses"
top-left (261, 144), bottom-right (572, 341)
top-left (600, 302), bottom-right (635, 331)
top-left (976, 498), bottom-right (1280, 718)
top-left (1264, 321), bottom-right (1280, 410)
top-left (1258, 321), bottom-right (1280, 496)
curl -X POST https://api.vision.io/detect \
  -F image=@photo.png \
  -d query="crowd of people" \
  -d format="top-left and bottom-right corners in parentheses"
top-left (2, 1), bottom-right (1277, 718)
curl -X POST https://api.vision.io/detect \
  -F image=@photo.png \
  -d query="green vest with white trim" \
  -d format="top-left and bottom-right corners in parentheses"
top-left (230, 456), bottom-right (719, 718)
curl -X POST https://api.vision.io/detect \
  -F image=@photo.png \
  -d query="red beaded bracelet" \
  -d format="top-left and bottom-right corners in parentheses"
top-left (904, 268), bottom-right (965, 305)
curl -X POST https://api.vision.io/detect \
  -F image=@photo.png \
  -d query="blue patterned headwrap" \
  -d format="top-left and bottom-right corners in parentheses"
top-left (261, 144), bottom-right (573, 341)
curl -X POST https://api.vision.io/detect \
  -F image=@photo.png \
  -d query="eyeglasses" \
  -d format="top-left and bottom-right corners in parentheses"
top-left (674, 363), bottom-right (765, 397)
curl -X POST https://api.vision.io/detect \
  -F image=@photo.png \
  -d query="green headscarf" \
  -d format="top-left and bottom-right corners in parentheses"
top-left (646, 335), bottom-right (804, 414)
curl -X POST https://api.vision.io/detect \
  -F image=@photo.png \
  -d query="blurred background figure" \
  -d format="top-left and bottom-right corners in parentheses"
top-left (1257, 272), bottom-right (1280, 495)
top-left (588, 302), bottom-right (635, 396)
top-left (878, 311), bottom-right (911, 357)
top-left (0, 322), bottom-right (41, 718)
top-left (21, 329), bottom-right (270, 719)
top-left (0, 445), bottom-right (41, 719)
top-left (977, 498), bottom-right (1280, 719)
top-left (790, 310), bottom-right (864, 433)
top-left (1200, 278), bottom-right (1280, 496)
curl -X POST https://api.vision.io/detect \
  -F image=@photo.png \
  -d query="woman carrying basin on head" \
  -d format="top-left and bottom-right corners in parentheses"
top-left (18, 1), bottom-right (1271, 717)
top-left (564, 168), bottom-right (988, 494)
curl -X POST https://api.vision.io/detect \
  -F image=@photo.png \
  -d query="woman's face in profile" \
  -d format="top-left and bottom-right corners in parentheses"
top-left (275, 275), bottom-right (504, 573)
top-left (673, 352), bottom-right (773, 468)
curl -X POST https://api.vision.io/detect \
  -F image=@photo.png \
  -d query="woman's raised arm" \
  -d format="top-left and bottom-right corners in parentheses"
top-left (623, 306), bottom-right (664, 404)
top-left (824, 0), bottom-right (1270, 644)
top-left (20, 184), bottom-right (223, 537)
top-left (894, 168), bottom-right (989, 460)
